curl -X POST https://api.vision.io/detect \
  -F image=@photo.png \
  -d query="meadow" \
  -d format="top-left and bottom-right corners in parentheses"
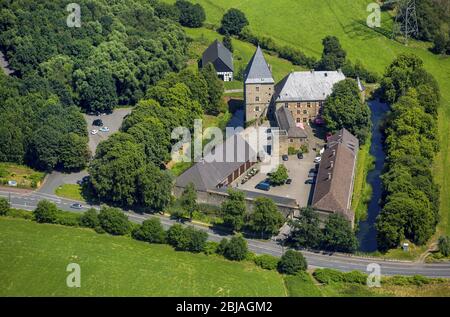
top-left (169, 0), bottom-right (450, 236)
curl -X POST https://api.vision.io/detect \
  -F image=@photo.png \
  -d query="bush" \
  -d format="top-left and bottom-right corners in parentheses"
top-left (0, 197), bottom-right (10, 215)
top-left (387, 275), bottom-right (431, 286)
top-left (33, 200), bottom-right (58, 224)
top-left (312, 268), bottom-right (344, 284)
top-left (98, 207), bottom-right (131, 235)
top-left (55, 211), bottom-right (81, 227)
top-left (220, 8), bottom-right (248, 36)
top-left (94, 226), bottom-right (106, 234)
top-left (132, 218), bottom-right (166, 244)
top-left (438, 235), bottom-right (450, 257)
top-left (5, 208), bottom-right (32, 220)
top-left (175, 0), bottom-right (205, 28)
top-left (342, 271), bottom-right (367, 284)
top-left (167, 223), bottom-right (186, 247)
top-left (203, 241), bottom-right (219, 255)
top-left (79, 208), bottom-right (99, 228)
top-left (223, 235), bottom-right (248, 261)
top-left (278, 250), bottom-right (307, 275)
top-left (167, 224), bottom-right (207, 252)
top-left (216, 238), bottom-right (229, 255)
top-left (254, 254), bottom-right (279, 270)
top-left (288, 147), bottom-right (299, 155)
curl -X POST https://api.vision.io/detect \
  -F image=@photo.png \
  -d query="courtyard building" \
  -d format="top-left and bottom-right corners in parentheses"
top-left (201, 39), bottom-right (234, 81)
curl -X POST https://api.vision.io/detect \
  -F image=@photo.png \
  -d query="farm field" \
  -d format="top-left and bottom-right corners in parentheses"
top-left (168, 0), bottom-right (450, 236)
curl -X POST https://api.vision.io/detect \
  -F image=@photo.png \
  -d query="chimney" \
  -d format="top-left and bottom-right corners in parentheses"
top-left (328, 173), bottom-right (332, 181)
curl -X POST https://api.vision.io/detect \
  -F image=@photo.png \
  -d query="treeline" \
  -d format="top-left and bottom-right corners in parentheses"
top-left (376, 54), bottom-right (440, 250)
top-left (88, 66), bottom-right (224, 210)
top-left (0, 0), bottom-right (188, 112)
top-left (0, 198), bottom-right (308, 275)
top-left (0, 72), bottom-right (89, 171)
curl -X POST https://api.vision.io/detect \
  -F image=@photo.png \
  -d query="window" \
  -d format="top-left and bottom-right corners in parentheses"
top-left (297, 102), bottom-right (301, 108)
top-left (256, 86), bottom-right (260, 92)
top-left (303, 118), bottom-right (307, 123)
top-left (290, 138), bottom-right (294, 143)
top-left (296, 118), bottom-right (301, 123)
top-left (297, 110), bottom-right (301, 115)
top-left (307, 102), bottom-right (311, 107)
top-left (284, 103), bottom-right (289, 108)
top-left (256, 96), bottom-right (260, 102)
top-left (303, 110), bottom-right (307, 114)
top-left (255, 106), bottom-right (260, 112)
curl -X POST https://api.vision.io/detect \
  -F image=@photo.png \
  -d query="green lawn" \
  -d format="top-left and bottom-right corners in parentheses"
top-left (0, 217), bottom-right (286, 296)
top-left (0, 162), bottom-right (45, 189)
top-left (174, 0), bottom-right (450, 238)
top-left (55, 184), bottom-right (84, 202)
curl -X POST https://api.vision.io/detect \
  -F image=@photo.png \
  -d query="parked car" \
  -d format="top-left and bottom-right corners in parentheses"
top-left (297, 152), bottom-right (304, 159)
top-left (91, 129), bottom-right (98, 135)
top-left (314, 156), bottom-right (322, 163)
top-left (305, 179), bottom-right (315, 185)
top-left (255, 181), bottom-right (271, 191)
top-left (99, 126), bottom-right (110, 132)
top-left (93, 119), bottom-right (103, 126)
top-left (308, 171), bottom-right (317, 178)
top-left (282, 155), bottom-right (289, 161)
top-left (70, 203), bottom-right (83, 209)
top-left (285, 178), bottom-right (292, 185)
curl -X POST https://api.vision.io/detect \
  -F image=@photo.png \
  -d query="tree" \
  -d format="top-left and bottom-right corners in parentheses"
top-left (318, 36), bottom-right (347, 71)
top-left (79, 208), bottom-right (99, 228)
top-left (98, 207), bottom-right (131, 235)
top-left (277, 250), bottom-right (307, 275)
top-left (33, 200), bottom-right (58, 223)
top-left (322, 79), bottom-right (371, 144)
top-left (249, 197), bottom-right (284, 237)
top-left (167, 224), bottom-right (186, 248)
top-left (221, 189), bottom-right (247, 231)
top-left (179, 183), bottom-right (198, 220)
top-left (438, 236), bottom-right (450, 257)
top-left (132, 218), bottom-right (166, 244)
top-left (175, 0), bottom-right (205, 28)
top-left (269, 165), bottom-right (289, 186)
top-left (289, 207), bottom-right (323, 249)
top-left (322, 214), bottom-right (358, 253)
top-left (200, 63), bottom-right (224, 115)
top-left (0, 197), bottom-right (10, 216)
top-left (136, 163), bottom-right (173, 212)
top-left (223, 35), bottom-right (233, 52)
top-left (166, 224), bottom-right (207, 252)
top-left (223, 235), bottom-right (248, 261)
top-left (220, 8), bottom-right (249, 36)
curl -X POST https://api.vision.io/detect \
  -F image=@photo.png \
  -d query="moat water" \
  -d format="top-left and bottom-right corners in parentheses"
top-left (357, 99), bottom-right (390, 252)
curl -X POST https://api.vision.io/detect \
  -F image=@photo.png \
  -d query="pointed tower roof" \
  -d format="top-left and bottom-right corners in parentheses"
top-left (356, 76), bottom-right (366, 92)
top-left (244, 46), bottom-right (274, 84)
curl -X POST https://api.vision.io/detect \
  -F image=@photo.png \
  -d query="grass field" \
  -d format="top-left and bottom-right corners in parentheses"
top-left (0, 217), bottom-right (286, 296)
top-left (0, 162), bottom-right (45, 189)
top-left (172, 0), bottom-right (450, 236)
top-left (55, 184), bottom-right (85, 202)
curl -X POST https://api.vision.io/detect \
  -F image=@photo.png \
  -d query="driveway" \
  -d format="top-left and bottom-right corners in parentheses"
top-left (236, 151), bottom-right (317, 208)
top-left (85, 108), bottom-right (133, 155)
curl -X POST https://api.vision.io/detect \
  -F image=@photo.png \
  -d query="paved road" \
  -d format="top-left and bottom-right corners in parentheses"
top-left (2, 189), bottom-right (450, 278)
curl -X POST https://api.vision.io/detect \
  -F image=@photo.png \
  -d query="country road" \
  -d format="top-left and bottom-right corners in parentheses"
top-left (1, 188), bottom-right (450, 278)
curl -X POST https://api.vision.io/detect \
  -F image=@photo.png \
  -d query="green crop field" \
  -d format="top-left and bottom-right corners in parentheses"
top-left (168, 0), bottom-right (450, 236)
top-left (0, 218), bottom-right (286, 296)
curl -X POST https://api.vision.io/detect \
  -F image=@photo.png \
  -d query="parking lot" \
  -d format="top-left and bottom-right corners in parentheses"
top-left (84, 108), bottom-right (133, 155)
top-left (235, 151), bottom-right (318, 208)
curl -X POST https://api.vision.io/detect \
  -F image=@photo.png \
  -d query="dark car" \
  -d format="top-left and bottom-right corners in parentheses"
top-left (285, 178), bottom-right (292, 185)
top-left (308, 171), bottom-right (317, 178)
top-left (255, 181), bottom-right (271, 191)
top-left (70, 203), bottom-right (83, 209)
top-left (305, 179), bottom-right (315, 185)
top-left (282, 155), bottom-right (289, 161)
top-left (93, 119), bottom-right (103, 127)
top-left (297, 152), bottom-right (304, 159)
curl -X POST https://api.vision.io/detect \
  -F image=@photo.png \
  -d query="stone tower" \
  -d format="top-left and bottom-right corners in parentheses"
top-left (244, 46), bottom-right (274, 124)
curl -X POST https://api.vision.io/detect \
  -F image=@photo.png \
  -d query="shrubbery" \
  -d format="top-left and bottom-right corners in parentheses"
top-left (98, 207), bottom-right (132, 236)
top-left (277, 250), bottom-right (307, 275)
top-left (132, 218), bottom-right (166, 244)
top-left (167, 224), bottom-right (207, 252)
top-left (438, 235), bottom-right (450, 257)
top-left (313, 269), bottom-right (367, 285)
top-left (0, 197), bottom-right (10, 216)
top-left (218, 235), bottom-right (248, 261)
top-left (254, 254), bottom-right (279, 270)
top-left (79, 208), bottom-right (100, 228)
top-left (33, 200), bottom-right (58, 224)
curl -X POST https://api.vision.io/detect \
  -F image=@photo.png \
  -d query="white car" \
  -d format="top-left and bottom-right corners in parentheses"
top-left (99, 127), bottom-right (110, 132)
top-left (91, 129), bottom-right (98, 135)
top-left (314, 156), bottom-right (322, 163)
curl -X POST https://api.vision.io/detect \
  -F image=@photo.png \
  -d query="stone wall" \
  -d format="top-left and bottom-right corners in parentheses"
top-left (245, 83), bottom-right (274, 122)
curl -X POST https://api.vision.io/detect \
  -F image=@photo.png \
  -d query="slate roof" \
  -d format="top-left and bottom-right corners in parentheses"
top-left (244, 46), bottom-right (274, 84)
top-left (275, 106), bottom-right (307, 139)
top-left (202, 40), bottom-right (234, 73)
top-left (311, 128), bottom-right (359, 223)
top-left (176, 134), bottom-right (258, 191)
top-left (275, 70), bottom-right (346, 102)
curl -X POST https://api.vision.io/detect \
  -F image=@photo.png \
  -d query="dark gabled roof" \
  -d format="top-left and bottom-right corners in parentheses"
top-left (176, 134), bottom-right (258, 191)
top-left (202, 40), bottom-right (234, 73)
top-left (311, 129), bottom-right (359, 222)
top-left (244, 46), bottom-right (274, 84)
top-left (275, 106), bottom-right (307, 139)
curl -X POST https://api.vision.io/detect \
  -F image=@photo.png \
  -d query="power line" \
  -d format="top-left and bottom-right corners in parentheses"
top-left (386, 0), bottom-right (419, 45)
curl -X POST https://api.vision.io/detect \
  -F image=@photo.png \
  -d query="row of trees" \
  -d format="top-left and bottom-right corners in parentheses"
top-left (89, 66), bottom-right (224, 210)
top-left (288, 207), bottom-right (358, 253)
top-left (179, 186), bottom-right (284, 237)
top-left (0, 0), bottom-right (188, 112)
top-left (0, 72), bottom-right (89, 171)
top-left (376, 54), bottom-right (441, 250)
top-left (322, 78), bottom-right (372, 144)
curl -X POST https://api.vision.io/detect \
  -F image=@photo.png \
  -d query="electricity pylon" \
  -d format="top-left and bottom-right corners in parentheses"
top-left (385, 0), bottom-right (419, 45)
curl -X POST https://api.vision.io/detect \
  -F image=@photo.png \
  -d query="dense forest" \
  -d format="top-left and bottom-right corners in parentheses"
top-left (0, 0), bottom-right (190, 171)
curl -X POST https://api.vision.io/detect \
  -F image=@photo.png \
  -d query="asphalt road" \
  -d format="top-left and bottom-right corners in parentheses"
top-left (2, 189), bottom-right (450, 278)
